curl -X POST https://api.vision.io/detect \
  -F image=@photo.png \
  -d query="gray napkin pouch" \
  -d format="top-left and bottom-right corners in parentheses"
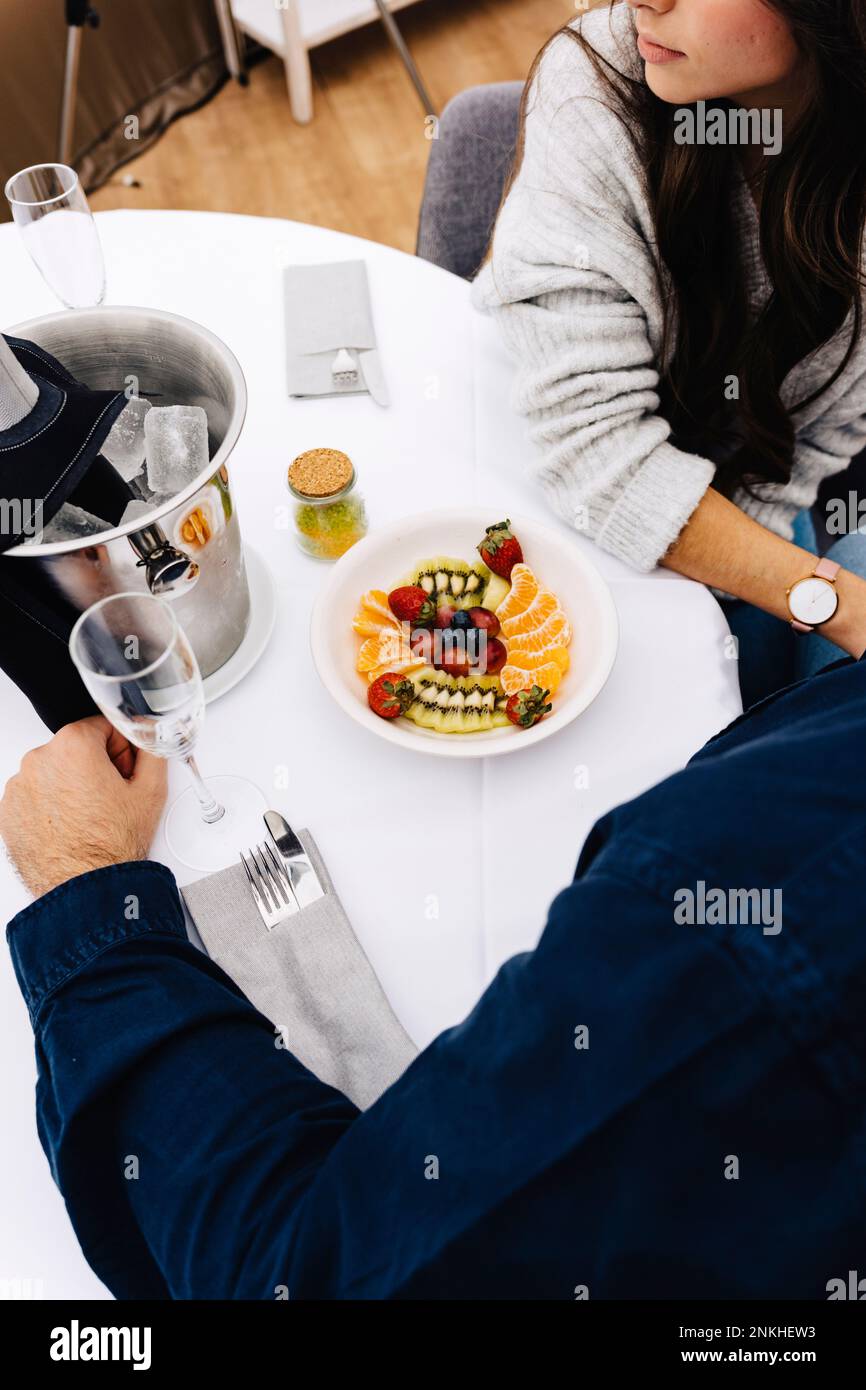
top-left (181, 830), bottom-right (417, 1110)
top-left (284, 260), bottom-right (389, 404)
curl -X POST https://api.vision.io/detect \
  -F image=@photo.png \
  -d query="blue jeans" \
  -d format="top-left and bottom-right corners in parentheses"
top-left (722, 512), bottom-right (866, 709)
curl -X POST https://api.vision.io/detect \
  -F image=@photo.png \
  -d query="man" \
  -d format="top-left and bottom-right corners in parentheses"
top-left (3, 655), bottom-right (865, 1300)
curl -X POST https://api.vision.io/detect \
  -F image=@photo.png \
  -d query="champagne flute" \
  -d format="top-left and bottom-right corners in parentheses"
top-left (4, 163), bottom-right (105, 308)
top-left (69, 592), bottom-right (265, 871)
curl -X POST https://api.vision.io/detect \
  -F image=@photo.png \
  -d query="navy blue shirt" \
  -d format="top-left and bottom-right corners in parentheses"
top-left (7, 656), bottom-right (866, 1299)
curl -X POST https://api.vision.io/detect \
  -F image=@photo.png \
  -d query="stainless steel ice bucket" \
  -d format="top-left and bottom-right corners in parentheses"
top-left (5, 306), bottom-right (251, 679)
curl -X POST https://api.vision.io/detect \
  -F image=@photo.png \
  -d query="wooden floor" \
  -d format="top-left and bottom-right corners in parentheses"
top-left (90, 0), bottom-right (576, 253)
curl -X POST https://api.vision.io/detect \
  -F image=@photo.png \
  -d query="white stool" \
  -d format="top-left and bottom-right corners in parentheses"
top-left (215, 0), bottom-right (436, 125)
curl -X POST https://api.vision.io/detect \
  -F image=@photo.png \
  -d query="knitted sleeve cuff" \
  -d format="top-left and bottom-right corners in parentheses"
top-left (589, 442), bottom-right (716, 573)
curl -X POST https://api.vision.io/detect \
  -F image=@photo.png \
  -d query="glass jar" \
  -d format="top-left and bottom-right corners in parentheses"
top-left (286, 448), bottom-right (368, 561)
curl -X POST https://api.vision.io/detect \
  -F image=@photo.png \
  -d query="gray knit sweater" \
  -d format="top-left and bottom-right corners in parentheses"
top-left (471, 2), bottom-right (866, 572)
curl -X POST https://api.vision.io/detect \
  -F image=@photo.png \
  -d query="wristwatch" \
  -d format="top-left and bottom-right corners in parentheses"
top-left (786, 557), bottom-right (840, 632)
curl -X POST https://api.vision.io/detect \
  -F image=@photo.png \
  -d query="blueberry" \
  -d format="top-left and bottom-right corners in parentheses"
top-left (451, 610), bottom-right (473, 630)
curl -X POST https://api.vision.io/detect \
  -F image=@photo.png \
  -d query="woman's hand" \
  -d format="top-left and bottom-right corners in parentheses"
top-left (0, 716), bottom-right (167, 899)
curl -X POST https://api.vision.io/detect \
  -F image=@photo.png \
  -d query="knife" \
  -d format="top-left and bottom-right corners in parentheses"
top-left (358, 349), bottom-right (391, 408)
top-left (263, 811), bottom-right (325, 909)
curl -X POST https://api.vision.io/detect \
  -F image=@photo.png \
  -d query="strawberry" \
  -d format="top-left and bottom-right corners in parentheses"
top-left (367, 673), bottom-right (416, 720)
top-left (477, 519), bottom-right (523, 579)
top-left (388, 585), bottom-right (437, 625)
top-left (505, 685), bottom-right (552, 730)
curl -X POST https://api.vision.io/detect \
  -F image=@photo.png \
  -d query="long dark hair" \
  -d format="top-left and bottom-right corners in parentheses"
top-left (495, 0), bottom-right (866, 498)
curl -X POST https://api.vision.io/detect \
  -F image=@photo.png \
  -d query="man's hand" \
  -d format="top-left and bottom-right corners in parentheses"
top-left (0, 717), bottom-right (167, 898)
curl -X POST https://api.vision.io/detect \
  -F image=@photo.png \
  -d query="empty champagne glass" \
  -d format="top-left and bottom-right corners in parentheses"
top-left (69, 592), bottom-right (265, 871)
top-left (4, 163), bottom-right (105, 308)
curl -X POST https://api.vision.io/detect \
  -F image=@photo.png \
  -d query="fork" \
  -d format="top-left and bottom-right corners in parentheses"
top-left (240, 841), bottom-right (299, 930)
top-left (331, 347), bottom-right (359, 386)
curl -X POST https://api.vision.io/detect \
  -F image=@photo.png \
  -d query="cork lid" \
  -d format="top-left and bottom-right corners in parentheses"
top-left (288, 448), bottom-right (354, 499)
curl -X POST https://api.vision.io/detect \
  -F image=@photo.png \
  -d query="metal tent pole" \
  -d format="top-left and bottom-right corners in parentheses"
top-left (214, 0), bottom-right (249, 85)
top-left (371, 0), bottom-right (437, 116)
top-left (58, 2), bottom-right (100, 166)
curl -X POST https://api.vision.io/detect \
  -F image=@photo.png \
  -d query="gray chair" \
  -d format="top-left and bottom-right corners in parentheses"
top-left (416, 81), bottom-right (523, 281)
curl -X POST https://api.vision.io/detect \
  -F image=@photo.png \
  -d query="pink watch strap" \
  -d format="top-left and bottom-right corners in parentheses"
top-left (790, 558), bottom-right (840, 632)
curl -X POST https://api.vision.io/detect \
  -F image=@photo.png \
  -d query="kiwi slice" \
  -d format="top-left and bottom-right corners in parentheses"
top-left (401, 556), bottom-right (508, 613)
top-left (403, 666), bottom-right (510, 734)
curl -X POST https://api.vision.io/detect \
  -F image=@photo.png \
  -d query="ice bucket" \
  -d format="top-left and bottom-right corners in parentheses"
top-left (4, 305), bottom-right (251, 684)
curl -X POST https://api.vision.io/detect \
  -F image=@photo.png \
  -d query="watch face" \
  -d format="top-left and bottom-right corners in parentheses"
top-left (789, 576), bottom-right (838, 626)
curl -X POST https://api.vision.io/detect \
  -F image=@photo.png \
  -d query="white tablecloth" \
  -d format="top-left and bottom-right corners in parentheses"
top-left (0, 211), bottom-right (741, 1298)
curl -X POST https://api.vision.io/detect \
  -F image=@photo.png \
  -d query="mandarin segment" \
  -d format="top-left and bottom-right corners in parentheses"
top-left (353, 588), bottom-right (404, 636)
top-left (357, 629), bottom-right (417, 675)
top-left (506, 591), bottom-right (558, 637)
top-left (353, 612), bottom-right (390, 636)
top-left (357, 634), bottom-right (389, 673)
top-left (526, 660), bottom-right (565, 693)
top-left (494, 564), bottom-right (538, 622)
top-left (506, 609), bottom-right (572, 654)
top-left (501, 589), bottom-right (560, 638)
top-left (501, 660), bottom-right (565, 696)
top-left (506, 645), bottom-right (570, 675)
top-left (355, 589), bottom-right (401, 627)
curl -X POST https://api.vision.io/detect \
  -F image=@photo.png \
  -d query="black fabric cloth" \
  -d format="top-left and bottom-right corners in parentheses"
top-left (0, 335), bottom-right (128, 546)
top-left (0, 335), bottom-right (130, 730)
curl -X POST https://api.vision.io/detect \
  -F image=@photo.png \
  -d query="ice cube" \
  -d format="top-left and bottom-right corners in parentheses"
top-left (119, 499), bottom-right (155, 528)
top-left (41, 503), bottom-right (111, 542)
top-left (130, 474), bottom-right (157, 502)
top-left (134, 482), bottom-right (174, 512)
top-left (101, 395), bottom-right (151, 482)
top-left (144, 405), bottom-right (209, 496)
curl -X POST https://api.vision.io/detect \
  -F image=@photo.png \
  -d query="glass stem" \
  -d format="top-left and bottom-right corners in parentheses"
top-left (182, 754), bottom-right (225, 824)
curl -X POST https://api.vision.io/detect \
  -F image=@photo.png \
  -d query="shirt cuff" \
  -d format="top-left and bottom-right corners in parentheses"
top-left (6, 861), bottom-right (186, 1023)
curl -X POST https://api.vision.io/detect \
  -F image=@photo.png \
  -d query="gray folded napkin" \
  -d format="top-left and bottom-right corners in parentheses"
top-left (284, 260), bottom-right (390, 405)
top-left (181, 829), bottom-right (417, 1110)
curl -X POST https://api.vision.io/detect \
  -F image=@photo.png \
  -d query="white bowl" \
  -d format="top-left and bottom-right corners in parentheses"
top-left (310, 508), bottom-right (619, 759)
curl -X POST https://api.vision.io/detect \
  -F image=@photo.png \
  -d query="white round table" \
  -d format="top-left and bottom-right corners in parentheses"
top-left (0, 211), bottom-right (742, 1298)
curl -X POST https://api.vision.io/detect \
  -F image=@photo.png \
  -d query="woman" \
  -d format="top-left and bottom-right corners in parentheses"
top-left (472, 0), bottom-right (866, 707)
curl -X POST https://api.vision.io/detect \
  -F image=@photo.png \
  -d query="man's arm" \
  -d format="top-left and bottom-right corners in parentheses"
top-left (2, 721), bottom-right (359, 1299)
top-left (6, 806), bottom-right (754, 1302)
top-left (3, 717), bottom-right (739, 1303)
top-left (8, 864), bottom-right (360, 1299)
top-left (6, 684), bottom-right (865, 1300)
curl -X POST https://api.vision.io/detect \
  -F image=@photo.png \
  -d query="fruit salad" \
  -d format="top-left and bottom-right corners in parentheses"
top-left (353, 520), bottom-right (572, 735)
